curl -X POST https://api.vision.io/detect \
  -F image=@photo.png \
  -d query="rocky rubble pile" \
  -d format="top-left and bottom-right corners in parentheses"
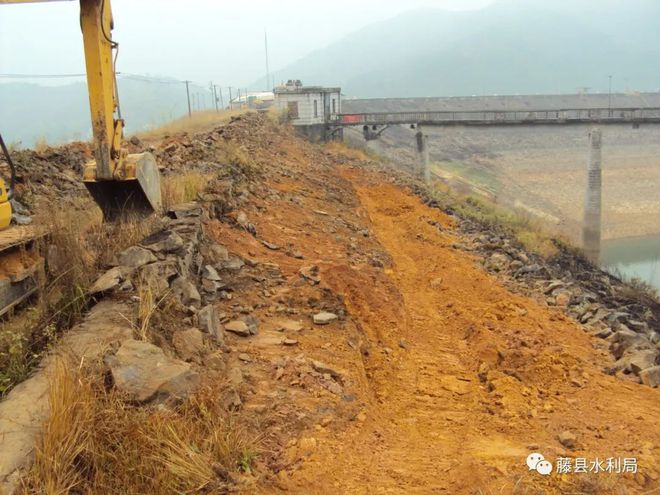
top-left (89, 203), bottom-right (214, 403)
top-left (459, 226), bottom-right (660, 387)
top-left (3, 143), bottom-right (89, 208)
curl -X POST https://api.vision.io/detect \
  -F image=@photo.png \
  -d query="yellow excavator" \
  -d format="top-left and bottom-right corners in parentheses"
top-left (0, 0), bottom-right (162, 314)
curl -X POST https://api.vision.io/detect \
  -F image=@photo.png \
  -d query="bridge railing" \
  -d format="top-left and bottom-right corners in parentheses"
top-left (329, 107), bottom-right (660, 125)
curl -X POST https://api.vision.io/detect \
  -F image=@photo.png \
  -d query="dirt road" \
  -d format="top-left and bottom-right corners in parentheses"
top-left (276, 166), bottom-right (659, 494)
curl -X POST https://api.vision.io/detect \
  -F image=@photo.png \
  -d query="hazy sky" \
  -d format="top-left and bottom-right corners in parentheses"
top-left (0, 0), bottom-right (496, 87)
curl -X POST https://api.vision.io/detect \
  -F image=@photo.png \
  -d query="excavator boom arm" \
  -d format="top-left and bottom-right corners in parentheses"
top-left (1, 0), bottom-right (162, 219)
top-left (1, 0), bottom-right (119, 179)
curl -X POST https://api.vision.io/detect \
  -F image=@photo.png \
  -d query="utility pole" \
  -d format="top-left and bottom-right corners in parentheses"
top-left (218, 86), bottom-right (224, 109)
top-left (264, 29), bottom-right (271, 91)
top-left (228, 87), bottom-right (233, 110)
top-left (237, 88), bottom-right (242, 108)
top-left (210, 83), bottom-right (218, 112)
top-left (583, 128), bottom-right (602, 263)
top-left (184, 80), bottom-right (192, 117)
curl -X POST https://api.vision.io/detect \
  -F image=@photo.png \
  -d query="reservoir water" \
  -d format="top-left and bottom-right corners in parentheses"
top-left (602, 235), bottom-right (660, 291)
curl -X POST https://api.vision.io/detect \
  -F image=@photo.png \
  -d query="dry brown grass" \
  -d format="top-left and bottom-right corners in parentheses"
top-left (431, 187), bottom-right (562, 259)
top-left (41, 200), bottom-right (159, 330)
top-left (324, 140), bottom-right (375, 162)
top-left (133, 109), bottom-right (246, 140)
top-left (23, 356), bottom-right (260, 494)
top-left (161, 172), bottom-right (213, 210)
top-left (0, 201), bottom-right (161, 396)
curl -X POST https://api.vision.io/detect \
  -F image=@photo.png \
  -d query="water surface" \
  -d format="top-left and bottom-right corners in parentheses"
top-left (602, 235), bottom-right (660, 290)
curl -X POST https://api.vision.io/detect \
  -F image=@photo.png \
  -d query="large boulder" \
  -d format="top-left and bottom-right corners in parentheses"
top-left (105, 339), bottom-right (199, 403)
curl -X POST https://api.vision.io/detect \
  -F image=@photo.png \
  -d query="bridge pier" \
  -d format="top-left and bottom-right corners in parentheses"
top-left (583, 128), bottom-right (602, 262)
top-left (415, 127), bottom-right (430, 183)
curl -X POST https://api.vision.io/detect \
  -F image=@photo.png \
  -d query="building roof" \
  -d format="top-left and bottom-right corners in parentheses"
top-left (274, 85), bottom-right (341, 95)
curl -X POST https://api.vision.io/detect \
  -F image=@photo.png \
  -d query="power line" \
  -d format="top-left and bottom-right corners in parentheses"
top-left (0, 73), bottom-right (87, 79)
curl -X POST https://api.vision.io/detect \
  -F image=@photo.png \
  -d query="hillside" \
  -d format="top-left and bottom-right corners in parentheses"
top-left (267, 0), bottom-right (660, 97)
top-left (0, 77), bottom-right (207, 147)
top-left (0, 114), bottom-right (658, 494)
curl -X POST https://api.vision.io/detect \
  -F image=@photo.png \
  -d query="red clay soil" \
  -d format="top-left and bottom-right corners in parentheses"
top-left (197, 117), bottom-right (658, 493)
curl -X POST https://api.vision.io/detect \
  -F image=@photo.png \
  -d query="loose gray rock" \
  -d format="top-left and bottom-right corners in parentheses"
top-left (221, 255), bottom-right (245, 271)
top-left (204, 351), bottom-right (226, 371)
top-left (105, 339), bottom-right (199, 403)
top-left (116, 246), bottom-right (157, 269)
top-left (138, 261), bottom-right (177, 297)
top-left (198, 304), bottom-right (224, 345)
top-left (262, 240), bottom-right (280, 250)
top-left (209, 244), bottom-right (229, 263)
top-left (142, 230), bottom-right (184, 253)
top-left (629, 350), bottom-right (658, 374)
top-left (171, 277), bottom-right (201, 307)
top-left (9, 198), bottom-right (30, 216)
top-left (311, 360), bottom-right (344, 381)
top-left (12, 213), bottom-right (32, 225)
top-left (202, 264), bottom-right (221, 281)
top-left (90, 267), bottom-right (124, 295)
top-left (313, 312), bottom-right (338, 325)
top-left (236, 211), bottom-right (249, 228)
top-left (245, 316), bottom-right (259, 335)
top-left (172, 327), bottom-right (206, 362)
top-left (639, 365), bottom-right (660, 387)
top-left (225, 320), bottom-right (251, 337)
top-left (557, 430), bottom-right (577, 449)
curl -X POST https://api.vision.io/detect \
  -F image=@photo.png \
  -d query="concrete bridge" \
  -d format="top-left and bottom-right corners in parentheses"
top-left (327, 93), bottom-right (660, 263)
top-left (329, 106), bottom-right (660, 128)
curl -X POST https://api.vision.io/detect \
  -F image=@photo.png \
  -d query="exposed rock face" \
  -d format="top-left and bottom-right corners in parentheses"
top-left (105, 339), bottom-right (200, 403)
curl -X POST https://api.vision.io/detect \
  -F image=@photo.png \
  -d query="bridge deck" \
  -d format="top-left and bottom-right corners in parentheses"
top-left (329, 107), bottom-right (660, 127)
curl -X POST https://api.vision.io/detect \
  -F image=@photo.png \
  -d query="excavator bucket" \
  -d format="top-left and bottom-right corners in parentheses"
top-left (84, 152), bottom-right (162, 221)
